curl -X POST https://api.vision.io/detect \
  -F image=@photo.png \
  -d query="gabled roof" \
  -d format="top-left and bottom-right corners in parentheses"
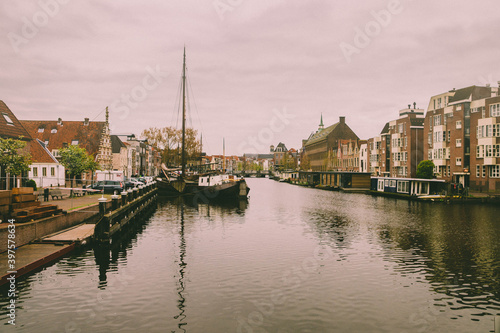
top-left (380, 122), bottom-right (390, 135)
top-left (448, 86), bottom-right (493, 104)
top-left (111, 135), bottom-right (126, 153)
top-left (30, 139), bottom-right (59, 164)
top-left (20, 119), bottom-right (106, 156)
top-left (305, 123), bottom-right (339, 145)
top-left (0, 100), bottom-right (32, 140)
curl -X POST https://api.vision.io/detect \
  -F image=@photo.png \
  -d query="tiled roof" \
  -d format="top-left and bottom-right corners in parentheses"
top-left (305, 123), bottom-right (339, 145)
top-left (20, 119), bottom-right (105, 156)
top-left (380, 122), bottom-right (390, 135)
top-left (31, 139), bottom-right (59, 164)
top-left (0, 100), bottom-right (32, 140)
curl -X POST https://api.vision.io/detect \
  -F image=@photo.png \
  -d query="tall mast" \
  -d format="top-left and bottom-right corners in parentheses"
top-left (181, 47), bottom-right (187, 179)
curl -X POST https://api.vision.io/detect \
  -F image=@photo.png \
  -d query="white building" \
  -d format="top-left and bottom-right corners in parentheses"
top-left (28, 139), bottom-right (65, 187)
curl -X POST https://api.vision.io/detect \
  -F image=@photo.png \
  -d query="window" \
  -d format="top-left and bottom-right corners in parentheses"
top-left (2, 113), bottom-right (14, 125)
top-left (456, 139), bottom-right (462, 147)
top-left (52, 149), bottom-right (59, 157)
top-left (491, 103), bottom-right (500, 117)
top-left (33, 167), bottom-right (38, 177)
top-left (428, 133), bottom-right (432, 145)
top-left (456, 120), bottom-right (462, 129)
top-left (483, 165), bottom-right (486, 178)
top-left (389, 180), bottom-right (396, 187)
top-left (477, 145), bottom-right (484, 158)
top-left (398, 124), bottom-right (404, 133)
top-left (44, 140), bottom-right (49, 146)
top-left (51, 128), bottom-right (57, 133)
top-left (38, 127), bottom-right (45, 133)
top-left (51, 167), bottom-right (55, 176)
top-left (397, 181), bottom-right (409, 193)
top-left (447, 130), bottom-right (451, 142)
top-left (490, 165), bottom-right (500, 178)
top-left (71, 140), bottom-right (79, 145)
top-left (456, 158), bottom-right (462, 166)
top-left (476, 165), bottom-right (481, 178)
top-left (378, 179), bottom-right (384, 191)
top-left (482, 109), bottom-right (486, 118)
top-left (433, 115), bottom-right (441, 126)
top-left (42, 167), bottom-right (47, 176)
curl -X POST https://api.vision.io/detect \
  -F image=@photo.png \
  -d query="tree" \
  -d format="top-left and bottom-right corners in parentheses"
top-left (141, 126), bottom-right (201, 167)
top-left (300, 154), bottom-right (310, 171)
top-left (0, 138), bottom-right (31, 188)
top-left (416, 160), bottom-right (435, 179)
top-left (86, 155), bottom-right (101, 187)
top-left (59, 145), bottom-right (92, 196)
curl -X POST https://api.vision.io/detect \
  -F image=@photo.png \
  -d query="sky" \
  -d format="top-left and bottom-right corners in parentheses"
top-left (1, 0), bottom-right (499, 155)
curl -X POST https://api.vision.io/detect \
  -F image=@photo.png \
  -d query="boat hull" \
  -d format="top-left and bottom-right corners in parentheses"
top-left (192, 179), bottom-right (249, 202)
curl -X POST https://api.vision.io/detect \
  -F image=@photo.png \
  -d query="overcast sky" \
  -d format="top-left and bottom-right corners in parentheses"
top-left (1, 0), bottom-right (499, 155)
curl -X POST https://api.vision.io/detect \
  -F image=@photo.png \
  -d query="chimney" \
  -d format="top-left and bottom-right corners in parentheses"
top-left (486, 83), bottom-right (491, 88)
top-left (57, 117), bottom-right (63, 126)
top-left (84, 118), bottom-right (89, 126)
top-left (413, 102), bottom-right (416, 109)
top-left (498, 81), bottom-right (500, 88)
top-left (339, 116), bottom-right (345, 124)
top-left (408, 104), bottom-right (411, 109)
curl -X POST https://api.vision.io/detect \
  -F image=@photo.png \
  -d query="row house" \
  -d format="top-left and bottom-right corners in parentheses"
top-left (423, 85), bottom-right (498, 190)
top-left (270, 143), bottom-right (298, 170)
top-left (330, 139), bottom-right (365, 172)
top-left (0, 100), bottom-right (53, 190)
top-left (204, 155), bottom-right (241, 173)
top-left (21, 110), bottom-right (113, 182)
top-left (367, 104), bottom-right (424, 178)
top-left (301, 115), bottom-right (359, 171)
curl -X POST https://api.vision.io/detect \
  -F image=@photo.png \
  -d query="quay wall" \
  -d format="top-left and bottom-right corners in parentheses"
top-left (0, 202), bottom-right (112, 253)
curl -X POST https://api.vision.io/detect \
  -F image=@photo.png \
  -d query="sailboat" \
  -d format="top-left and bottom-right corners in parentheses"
top-left (157, 48), bottom-right (250, 201)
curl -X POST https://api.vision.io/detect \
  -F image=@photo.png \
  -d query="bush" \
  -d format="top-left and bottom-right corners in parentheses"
top-left (25, 179), bottom-right (37, 191)
top-left (416, 160), bottom-right (435, 179)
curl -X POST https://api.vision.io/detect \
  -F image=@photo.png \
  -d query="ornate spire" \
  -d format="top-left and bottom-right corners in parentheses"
top-left (319, 113), bottom-right (324, 130)
top-left (105, 106), bottom-right (109, 125)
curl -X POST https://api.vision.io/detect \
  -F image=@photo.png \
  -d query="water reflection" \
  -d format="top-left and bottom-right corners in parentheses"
top-left (174, 201), bottom-right (187, 332)
top-left (375, 202), bottom-right (500, 317)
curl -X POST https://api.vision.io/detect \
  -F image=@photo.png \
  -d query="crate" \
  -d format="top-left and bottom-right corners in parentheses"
top-left (12, 194), bottom-right (37, 203)
top-left (12, 187), bottom-right (34, 195)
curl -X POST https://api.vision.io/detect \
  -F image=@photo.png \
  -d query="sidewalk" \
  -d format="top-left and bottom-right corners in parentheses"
top-left (39, 192), bottom-right (113, 211)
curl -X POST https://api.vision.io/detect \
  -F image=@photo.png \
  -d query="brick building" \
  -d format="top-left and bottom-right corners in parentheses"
top-left (423, 85), bottom-right (494, 188)
top-left (302, 115), bottom-right (359, 171)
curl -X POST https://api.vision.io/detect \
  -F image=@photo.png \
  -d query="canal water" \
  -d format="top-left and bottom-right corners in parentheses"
top-left (1, 178), bottom-right (499, 332)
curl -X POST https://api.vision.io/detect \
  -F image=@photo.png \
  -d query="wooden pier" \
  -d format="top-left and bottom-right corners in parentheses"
top-left (0, 183), bottom-right (158, 286)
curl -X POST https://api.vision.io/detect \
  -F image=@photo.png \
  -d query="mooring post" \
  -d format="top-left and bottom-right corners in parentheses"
top-left (133, 187), bottom-right (139, 199)
top-left (98, 196), bottom-right (107, 216)
top-left (139, 185), bottom-right (144, 196)
top-left (495, 315), bottom-right (500, 333)
top-left (121, 190), bottom-right (128, 206)
top-left (111, 194), bottom-right (120, 210)
top-left (127, 189), bottom-right (133, 202)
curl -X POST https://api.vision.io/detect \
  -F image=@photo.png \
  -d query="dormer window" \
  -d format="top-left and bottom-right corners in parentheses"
top-left (51, 128), bottom-right (57, 133)
top-left (71, 140), bottom-right (78, 145)
top-left (44, 140), bottom-right (49, 146)
top-left (38, 127), bottom-right (45, 133)
top-left (2, 113), bottom-right (14, 126)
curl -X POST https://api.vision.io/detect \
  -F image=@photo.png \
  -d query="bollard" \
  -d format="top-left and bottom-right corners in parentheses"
top-left (133, 187), bottom-right (139, 199)
top-left (139, 185), bottom-right (144, 196)
top-left (495, 315), bottom-right (500, 333)
top-left (121, 191), bottom-right (128, 206)
top-left (111, 194), bottom-right (120, 210)
top-left (127, 189), bottom-right (133, 202)
top-left (98, 196), bottom-right (107, 216)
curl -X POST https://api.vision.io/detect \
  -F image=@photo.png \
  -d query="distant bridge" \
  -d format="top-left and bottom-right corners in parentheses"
top-left (232, 170), bottom-right (272, 178)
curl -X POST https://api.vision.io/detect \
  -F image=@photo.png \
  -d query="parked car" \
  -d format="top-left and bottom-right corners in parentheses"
top-left (87, 180), bottom-right (124, 194)
top-left (124, 179), bottom-right (145, 190)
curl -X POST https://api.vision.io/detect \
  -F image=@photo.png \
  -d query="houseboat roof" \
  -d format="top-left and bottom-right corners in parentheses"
top-left (371, 176), bottom-right (446, 183)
